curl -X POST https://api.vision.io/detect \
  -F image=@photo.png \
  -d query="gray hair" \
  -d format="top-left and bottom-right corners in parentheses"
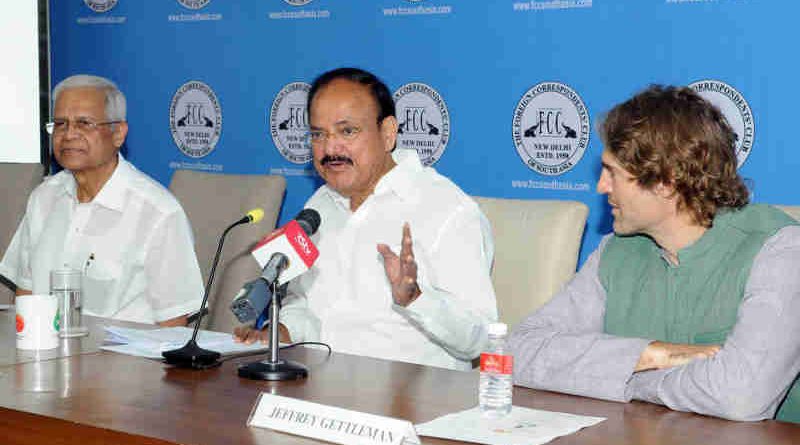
top-left (53, 74), bottom-right (127, 121)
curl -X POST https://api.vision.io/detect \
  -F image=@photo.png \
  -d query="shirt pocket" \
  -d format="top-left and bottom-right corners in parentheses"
top-left (81, 259), bottom-right (122, 317)
top-left (368, 242), bottom-right (402, 305)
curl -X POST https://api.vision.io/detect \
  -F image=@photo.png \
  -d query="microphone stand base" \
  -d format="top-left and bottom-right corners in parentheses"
top-left (162, 339), bottom-right (222, 370)
top-left (237, 359), bottom-right (308, 381)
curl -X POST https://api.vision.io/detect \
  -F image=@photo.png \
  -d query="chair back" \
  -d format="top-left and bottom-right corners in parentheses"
top-left (473, 197), bottom-right (588, 328)
top-left (169, 170), bottom-right (286, 333)
top-left (0, 163), bottom-right (44, 303)
top-left (776, 205), bottom-right (800, 222)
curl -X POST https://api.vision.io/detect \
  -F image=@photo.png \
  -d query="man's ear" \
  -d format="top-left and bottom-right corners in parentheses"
top-left (112, 121), bottom-right (128, 148)
top-left (654, 181), bottom-right (677, 199)
top-left (380, 116), bottom-right (398, 153)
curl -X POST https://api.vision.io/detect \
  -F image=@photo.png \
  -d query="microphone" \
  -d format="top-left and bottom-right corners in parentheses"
top-left (237, 208), bottom-right (321, 381)
top-left (230, 209), bottom-right (321, 325)
top-left (162, 208), bottom-right (264, 369)
top-left (242, 208), bottom-right (265, 225)
top-left (229, 274), bottom-right (272, 325)
top-left (250, 208), bottom-right (321, 283)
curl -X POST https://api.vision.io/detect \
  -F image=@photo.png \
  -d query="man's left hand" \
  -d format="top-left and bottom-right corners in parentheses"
top-left (377, 222), bottom-right (422, 307)
top-left (635, 341), bottom-right (721, 372)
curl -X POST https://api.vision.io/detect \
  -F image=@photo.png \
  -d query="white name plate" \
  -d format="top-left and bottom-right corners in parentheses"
top-left (248, 393), bottom-right (420, 445)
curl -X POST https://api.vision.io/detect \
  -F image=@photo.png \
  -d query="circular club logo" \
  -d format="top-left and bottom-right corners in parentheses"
top-left (169, 81), bottom-right (222, 159)
top-left (284, 0), bottom-right (313, 5)
top-left (689, 80), bottom-right (754, 168)
top-left (270, 82), bottom-right (312, 164)
top-left (512, 82), bottom-right (590, 176)
top-left (177, 0), bottom-right (210, 9)
top-left (393, 82), bottom-right (450, 166)
top-left (84, 0), bottom-right (117, 12)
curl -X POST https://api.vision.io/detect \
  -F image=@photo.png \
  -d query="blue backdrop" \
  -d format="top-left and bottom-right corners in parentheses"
top-left (50, 0), bottom-right (800, 265)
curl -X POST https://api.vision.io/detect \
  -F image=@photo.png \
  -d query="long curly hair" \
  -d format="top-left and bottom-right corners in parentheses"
top-left (599, 85), bottom-right (749, 227)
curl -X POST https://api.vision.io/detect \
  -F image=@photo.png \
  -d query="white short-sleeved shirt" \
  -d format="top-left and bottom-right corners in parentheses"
top-left (281, 149), bottom-right (498, 370)
top-left (0, 155), bottom-right (203, 324)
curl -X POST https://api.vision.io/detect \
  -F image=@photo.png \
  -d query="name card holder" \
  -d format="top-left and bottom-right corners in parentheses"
top-left (248, 393), bottom-right (420, 445)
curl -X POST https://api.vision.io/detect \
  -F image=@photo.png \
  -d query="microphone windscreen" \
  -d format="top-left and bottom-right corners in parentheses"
top-left (295, 208), bottom-right (321, 236)
top-left (246, 208), bottom-right (265, 224)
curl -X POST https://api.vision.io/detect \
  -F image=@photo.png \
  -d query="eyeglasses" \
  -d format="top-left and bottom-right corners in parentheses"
top-left (306, 125), bottom-right (363, 144)
top-left (44, 118), bottom-right (122, 135)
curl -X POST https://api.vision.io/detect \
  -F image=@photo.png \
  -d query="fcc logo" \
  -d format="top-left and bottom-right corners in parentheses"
top-left (689, 79), bottom-right (754, 168)
top-left (393, 82), bottom-right (450, 166)
top-left (178, 0), bottom-right (210, 9)
top-left (512, 82), bottom-right (589, 176)
top-left (84, 0), bottom-right (117, 12)
top-left (169, 81), bottom-right (222, 159)
top-left (270, 82), bottom-right (312, 164)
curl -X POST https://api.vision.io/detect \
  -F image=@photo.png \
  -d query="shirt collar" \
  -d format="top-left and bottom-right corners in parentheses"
top-left (322, 148), bottom-right (425, 210)
top-left (59, 154), bottom-right (131, 213)
top-left (374, 148), bottom-right (424, 203)
top-left (674, 209), bottom-right (733, 263)
top-left (659, 209), bottom-right (733, 265)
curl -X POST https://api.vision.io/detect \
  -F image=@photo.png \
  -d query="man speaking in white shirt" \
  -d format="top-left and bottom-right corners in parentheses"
top-left (236, 67), bottom-right (497, 370)
top-left (0, 74), bottom-right (203, 326)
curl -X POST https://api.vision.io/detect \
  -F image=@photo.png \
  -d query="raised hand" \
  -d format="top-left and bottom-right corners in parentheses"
top-left (377, 222), bottom-right (422, 307)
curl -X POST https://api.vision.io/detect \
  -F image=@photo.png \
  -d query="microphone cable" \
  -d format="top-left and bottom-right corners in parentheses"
top-left (219, 341), bottom-right (332, 363)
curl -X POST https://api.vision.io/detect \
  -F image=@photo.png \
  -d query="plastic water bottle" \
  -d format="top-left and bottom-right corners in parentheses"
top-left (479, 322), bottom-right (513, 418)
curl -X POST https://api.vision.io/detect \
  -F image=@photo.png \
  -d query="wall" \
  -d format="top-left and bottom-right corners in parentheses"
top-left (1, 2), bottom-right (43, 163)
top-left (50, 0), bottom-right (800, 265)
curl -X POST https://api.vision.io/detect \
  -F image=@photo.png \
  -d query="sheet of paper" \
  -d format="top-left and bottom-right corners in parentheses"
top-left (101, 326), bottom-right (270, 359)
top-left (415, 406), bottom-right (605, 445)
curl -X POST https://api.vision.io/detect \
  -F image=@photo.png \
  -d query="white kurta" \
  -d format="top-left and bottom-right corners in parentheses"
top-left (281, 149), bottom-right (498, 370)
top-left (0, 155), bottom-right (203, 324)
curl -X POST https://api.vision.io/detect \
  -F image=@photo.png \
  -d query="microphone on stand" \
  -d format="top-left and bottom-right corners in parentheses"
top-left (230, 208), bottom-right (321, 325)
top-left (163, 208), bottom-right (264, 369)
top-left (237, 208), bottom-right (321, 381)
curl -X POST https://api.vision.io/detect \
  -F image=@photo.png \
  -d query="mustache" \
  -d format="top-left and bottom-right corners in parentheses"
top-left (320, 155), bottom-right (353, 166)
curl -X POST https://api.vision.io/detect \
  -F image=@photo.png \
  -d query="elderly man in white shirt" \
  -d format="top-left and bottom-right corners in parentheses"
top-left (236, 67), bottom-right (497, 370)
top-left (0, 75), bottom-right (203, 326)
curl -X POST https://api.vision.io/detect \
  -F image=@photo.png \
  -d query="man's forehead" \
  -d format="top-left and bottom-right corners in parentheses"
top-left (600, 150), bottom-right (634, 175)
top-left (600, 150), bottom-right (618, 166)
top-left (309, 79), bottom-right (378, 122)
top-left (310, 118), bottom-right (356, 129)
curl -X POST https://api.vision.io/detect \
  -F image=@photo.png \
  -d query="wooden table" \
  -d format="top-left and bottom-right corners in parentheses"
top-left (0, 310), bottom-right (148, 366)
top-left (0, 312), bottom-right (798, 444)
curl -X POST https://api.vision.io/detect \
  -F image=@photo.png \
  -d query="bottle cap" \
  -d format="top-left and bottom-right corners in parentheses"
top-left (487, 322), bottom-right (508, 336)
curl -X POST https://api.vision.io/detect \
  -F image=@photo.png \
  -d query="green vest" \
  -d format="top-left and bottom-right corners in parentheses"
top-left (599, 204), bottom-right (800, 422)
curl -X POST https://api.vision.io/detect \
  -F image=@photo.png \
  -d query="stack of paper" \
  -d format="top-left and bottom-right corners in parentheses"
top-left (102, 326), bottom-right (269, 359)
top-left (416, 406), bottom-right (605, 445)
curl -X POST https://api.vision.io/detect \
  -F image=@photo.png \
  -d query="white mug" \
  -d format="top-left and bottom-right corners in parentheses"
top-left (16, 294), bottom-right (59, 350)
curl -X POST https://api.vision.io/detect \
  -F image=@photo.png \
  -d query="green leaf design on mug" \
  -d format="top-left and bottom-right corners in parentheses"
top-left (54, 311), bottom-right (61, 332)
